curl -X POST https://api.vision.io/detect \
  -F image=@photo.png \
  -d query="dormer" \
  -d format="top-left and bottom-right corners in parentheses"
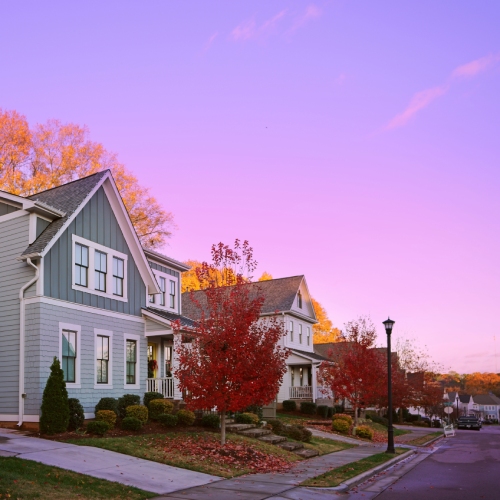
top-left (144, 249), bottom-right (190, 315)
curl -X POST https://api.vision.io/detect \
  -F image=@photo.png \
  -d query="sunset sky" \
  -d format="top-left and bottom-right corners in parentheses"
top-left (1, 1), bottom-right (499, 373)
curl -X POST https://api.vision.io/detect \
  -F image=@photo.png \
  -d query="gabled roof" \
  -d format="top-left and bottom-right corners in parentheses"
top-left (143, 307), bottom-right (197, 329)
top-left (472, 394), bottom-right (500, 406)
top-left (22, 171), bottom-right (107, 257)
top-left (291, 348), bottom-right (328, 363)
top-left (144, 248), bottom-right (191, 272)
top-left (182, 276), bottom-right (313, 321)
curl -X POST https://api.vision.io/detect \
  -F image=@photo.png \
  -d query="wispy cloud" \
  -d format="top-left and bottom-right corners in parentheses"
top-left (261, 10), bottom-right (287, 34)
top-left (386, 52), bottom-right (500, 129)
top-left (203, 32), bottom-right (218, 52)
top-left (231, 18), bottom-right (257, 41)
top-left (288, 4), bottom-right (322, 36)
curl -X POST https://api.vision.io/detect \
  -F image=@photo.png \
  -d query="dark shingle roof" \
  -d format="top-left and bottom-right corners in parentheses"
top-left (182, 276), bottom-right (304, 321)
top-left (472, 394), bottom-right (500, 405)
top-left (291, 348), bottom-right (328, 362)
top-left (145, 307), bottom-right (197, 328)
top-left (21, 171), bottom-right (107, 257)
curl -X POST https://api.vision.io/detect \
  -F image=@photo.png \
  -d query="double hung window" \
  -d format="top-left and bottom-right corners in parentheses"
top-left (95, 251), bottom-right (107, 292)
top-left (62, 330), bottom-right (77, 383)
top-left (96, 335), bottom-right (110, 384)
top-left (290, 321), bottom-right (294, 342)
top-left (307, 327), bottom-right (311, 346)
top-left (126, 340), bottom-right (137, 385)
top-left (159, 277), bottom-right (166, 306)
top-left (113, 257), bottom-right (124, 297)
top-left (75, 244), bottom-right (89, 287)
top-left (169, 280), bottom-right (176, 308)
top-left (299, 324), bottom-right (303, 344)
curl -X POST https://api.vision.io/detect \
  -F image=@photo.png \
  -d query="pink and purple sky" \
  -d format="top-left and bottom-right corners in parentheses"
top-left (1, 1), bottom-right (499, 373)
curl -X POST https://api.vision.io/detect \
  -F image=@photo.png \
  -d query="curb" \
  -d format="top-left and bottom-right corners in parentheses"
top-left (324, 449), bottom-right (417, 491)
top-left (419, 434), bottom-right (444, 447)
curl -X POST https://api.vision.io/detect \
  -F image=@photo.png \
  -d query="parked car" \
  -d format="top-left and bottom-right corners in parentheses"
top-left (457, 416), bottom-right (480, 431)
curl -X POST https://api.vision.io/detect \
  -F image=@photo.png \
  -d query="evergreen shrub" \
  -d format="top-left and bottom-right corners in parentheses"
top-left (235, 412), bottom-right (259, 425)
top-left (149, 399), bottom-right (174, 420)
top-left (201, 413), bottom-right (220, 428)
top-left (117, 394), bottom-right (141, 418)
top-left (356, 425), bottom-right (374, 440)
top-left (96, 410), bottom-right (117, 428)
top-left (40, 357), bottom-right (70, 435)
top-left (126, 405), bottom-right (148, 423)
top-left (268, 419), bottom-right (284, 433)
top-left (332, 419), bottom-right (350, 434)
top-left (316, 405), bottom-right (329, 418)
top-left (327, 407), bottom-right (335, 418)
top-left (282, 424), bottom-right (312, 442)
top-left (244, 405), bottom-right (263, 421)
top-left (121, 417), bottom-right (142, 431)
top-left (95, 397), bottom-right (118, 416)
top-left (333, 413), bottom-right (353, 426)
top-left (143, 392), bottom-right (164, 409)
top-left (282, 400), bottom-right (297, 412)
top-left (300, 402), bottom-right (317, 415)
top-left (158, 414), bottom-right (178, 427)
top-left (86, 421), bottom-right (109, 436)
top-left (177, 409), bottom-right (196, 426)
top-left (68, 398), bottom-right (84, 431)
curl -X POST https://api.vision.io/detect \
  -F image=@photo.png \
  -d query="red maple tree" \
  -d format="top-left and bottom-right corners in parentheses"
top-left (318, 317), bottom-right (385, 426)
top-left (173, 240), bottom-right (289, 445)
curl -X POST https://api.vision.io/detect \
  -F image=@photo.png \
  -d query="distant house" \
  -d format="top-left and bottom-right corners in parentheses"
top-left (445, 392), bottom-right (473, 416)
top-left (445, 392), bottom-right (500, 421)
top-left (182, 276), bottom-right (327, 406)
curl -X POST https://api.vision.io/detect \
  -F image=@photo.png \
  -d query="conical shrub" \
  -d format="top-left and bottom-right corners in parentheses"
top-left (40, 357), bottom-right (70, 434)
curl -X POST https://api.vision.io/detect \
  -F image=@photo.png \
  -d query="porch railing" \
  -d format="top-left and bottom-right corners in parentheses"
top-left (146, 377), bottom-right (174, 399)
top-left (289, 386), bottom-right (312, 399)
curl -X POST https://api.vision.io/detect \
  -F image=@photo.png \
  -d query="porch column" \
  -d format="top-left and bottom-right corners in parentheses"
top-left (312, 363), bottom-right (317, 403)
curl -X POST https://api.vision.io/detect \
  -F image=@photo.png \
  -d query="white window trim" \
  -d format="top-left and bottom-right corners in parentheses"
top-left (94, 329), bottom-right (113, 389)
top-left (124, 333), bottom-right (141, 389)
top-left (299, 324), bottom-right (303, 344)
top-left (72, 234), bottom-right (128, 302)
top-left (148, 270), bottom-right (179, 313)
top-left (289, 320), bottom-right (294, 342)
top-left (306, 326), bottom-right (311, 346)
top-left (59, 322), bottom-right (82, 389)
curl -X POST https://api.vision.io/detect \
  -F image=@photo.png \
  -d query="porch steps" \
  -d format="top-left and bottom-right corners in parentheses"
top-left (225, 423), bottom-right (255, 432)
top-left (277, 441), bottom-right (304, 452)
top-left (238, 428), bottom-right (272, 438)
top-left (258, 434), bottom-right (287, 445)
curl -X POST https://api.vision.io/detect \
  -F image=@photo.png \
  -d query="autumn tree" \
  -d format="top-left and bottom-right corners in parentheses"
top-left (464, 372), bottom-right (500, 396)
top-left (258, 271), bottom-right (273, 281)
top-left (318, 317), bottom-right (385, 426)
top-left (0, 109), bottom-right (174, 248)
top-left (174, 240), bottom-right (289, 445)
top-left (312, 298), bottom-right (341, 344)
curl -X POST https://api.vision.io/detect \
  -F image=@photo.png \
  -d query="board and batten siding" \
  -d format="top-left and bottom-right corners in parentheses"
top-left (24, 301), bottom-right (146, 416)
top-left (44, 187), bottom-right (146, 316)
top-left (0, 213), bottom-right (34, 414)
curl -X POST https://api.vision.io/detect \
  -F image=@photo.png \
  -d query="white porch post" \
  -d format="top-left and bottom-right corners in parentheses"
top-left (312, 363), bottom-right (317, 403)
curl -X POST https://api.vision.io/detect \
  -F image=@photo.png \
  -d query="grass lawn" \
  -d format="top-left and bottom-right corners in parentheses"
top-left (0, 457), bottom-right (152, 500)
top-left (301, 448), bottom-right (408, 488)
top-left (302, 436), bottom-right (355, 455)
top-left (65, 432), bottom-right (300, 478)
top-left (367, 421), bottom-right (410, 437)
top-left (405, 431), bottom-right (442, 446)
top-left (276, 412), bottom-right (312, 425)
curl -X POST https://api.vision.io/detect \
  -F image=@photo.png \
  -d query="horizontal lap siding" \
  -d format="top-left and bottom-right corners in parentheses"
top-left (25, 302), bottom-right (146, 415)
top-left (44, 187), bottom-right (146, 316)
top-left (0, 215), bottom-right (33, 414)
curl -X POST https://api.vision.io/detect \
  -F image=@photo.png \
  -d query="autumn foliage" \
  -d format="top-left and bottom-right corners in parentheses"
top-left (0, 108), bottom-right (174, 248)
top-left (174, 241), bottom-right (289, 444)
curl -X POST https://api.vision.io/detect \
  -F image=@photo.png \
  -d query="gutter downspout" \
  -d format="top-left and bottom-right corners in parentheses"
top-left (18, 257), bottom-right (40, 427)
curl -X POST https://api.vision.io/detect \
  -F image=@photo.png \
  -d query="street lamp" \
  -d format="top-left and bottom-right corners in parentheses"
top-left (383, 317), bottom-right (396, 454)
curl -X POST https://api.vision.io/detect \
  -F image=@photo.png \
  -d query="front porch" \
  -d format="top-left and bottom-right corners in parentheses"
top-left (146, 377), bottom-right (175, 399)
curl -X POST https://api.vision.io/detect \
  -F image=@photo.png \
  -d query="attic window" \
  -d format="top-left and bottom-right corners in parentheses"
top-left (297, 291), bottom-right (302, 308)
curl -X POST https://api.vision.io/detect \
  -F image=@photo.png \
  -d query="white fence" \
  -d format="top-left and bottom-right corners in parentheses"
top-left (289, 386), bottom-right (313, 399)
top-left (146, 377), bottom-right (174, 399)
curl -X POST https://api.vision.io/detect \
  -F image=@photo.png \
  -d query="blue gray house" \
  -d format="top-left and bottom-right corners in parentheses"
top-left (0, 171), bottom-right (190, 425)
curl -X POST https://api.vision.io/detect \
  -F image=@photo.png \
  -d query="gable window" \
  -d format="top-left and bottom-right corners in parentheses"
top-left (95, 251), bottom-right (107, 292)
top-left (169, 280), bottom-right (176, 308)
top-left (126, 340), bottom-right (137, 385)
top-left (113, 257), bottom-right (124, 297)
top-left (297, 291), bottom-right (302, 308)
top-left (96, 334), bottom-right (109, 384)
top-left (159, 277), bottom-right (166, 306)
top-left (290, 321), bottom-right (294, 342)
top-left (307, 326), bottom-right (311, 346)
top-left (62, 330), bottom-right (77, 383)
top-left (75, 243), bottom-right (89, 287)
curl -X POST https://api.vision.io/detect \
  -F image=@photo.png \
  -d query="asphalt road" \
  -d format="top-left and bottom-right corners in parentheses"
top-left (373, 425), bottom-right (500, 499)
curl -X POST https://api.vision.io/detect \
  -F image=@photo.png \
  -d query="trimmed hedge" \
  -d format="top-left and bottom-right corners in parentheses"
top-left (95, 397), bottom-right (118, 416)
top-left (201, 414), bottom-right (220, 428)
top-left (158, 414), bottom-right (178, 427)
top-left (300, 402), bottom-right (317, 415)
top-left (282, 424), bottom-right (312, 442)
top-left (126, 405), bottom-right (148, 423)
top-left (177, 409), bottom-right (196, 426)
top-left (244, 405), bottom-right (263, 421)
top-left (86, 420), bottom-right (109, 436)
top-left (143, 392), bottom-right (164, 409)
top-left (282, 400), bottom-right (297, 412)
top-left (268, 419), bottom-right (284, 434)
top-left (332, 419), bottom-right (350, 434)
top-left (40, 357), bottom-right (70, 435)
top-left (327, 407), bottom-right (335, 418)
top-left (356, 425), bottom-right (373, 440)
top-left (117, 394), bottom-right (141, 419)
top-left (333, 413), bottom-right (353, 426)
top-left (316, 405), bottom-right (329, 418)
top-left (96, 410), bottom-right (117, 428)
top-left (121, 417), bottom-right (142, 431)
top-left (235, 412), bottom-right (259, 425)
top-left (149, 399), bottom-right (174, 420)
top-left (68, 398), bottom-right (85, 431)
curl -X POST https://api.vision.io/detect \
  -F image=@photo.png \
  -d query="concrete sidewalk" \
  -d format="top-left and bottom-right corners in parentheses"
top-left (0, 428), bottom-right (221, 495)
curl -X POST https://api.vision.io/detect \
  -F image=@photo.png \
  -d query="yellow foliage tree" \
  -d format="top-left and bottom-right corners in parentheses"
top-left (258, 271), bottom-right (273, 281)
top-left (0, 110), bottom-right (174, 249)
top-left (464, 372), bottom-right (500, 396)
top-left (311, 298), bottom-right (341, 344)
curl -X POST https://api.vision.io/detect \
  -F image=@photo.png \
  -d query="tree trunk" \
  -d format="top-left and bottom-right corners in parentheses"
top-left (353, 404), bottom-right (358, 427)
top-left (220, 410), bottom-right (226, 446)
top-left (399, 407), bottom-right (404, 424)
